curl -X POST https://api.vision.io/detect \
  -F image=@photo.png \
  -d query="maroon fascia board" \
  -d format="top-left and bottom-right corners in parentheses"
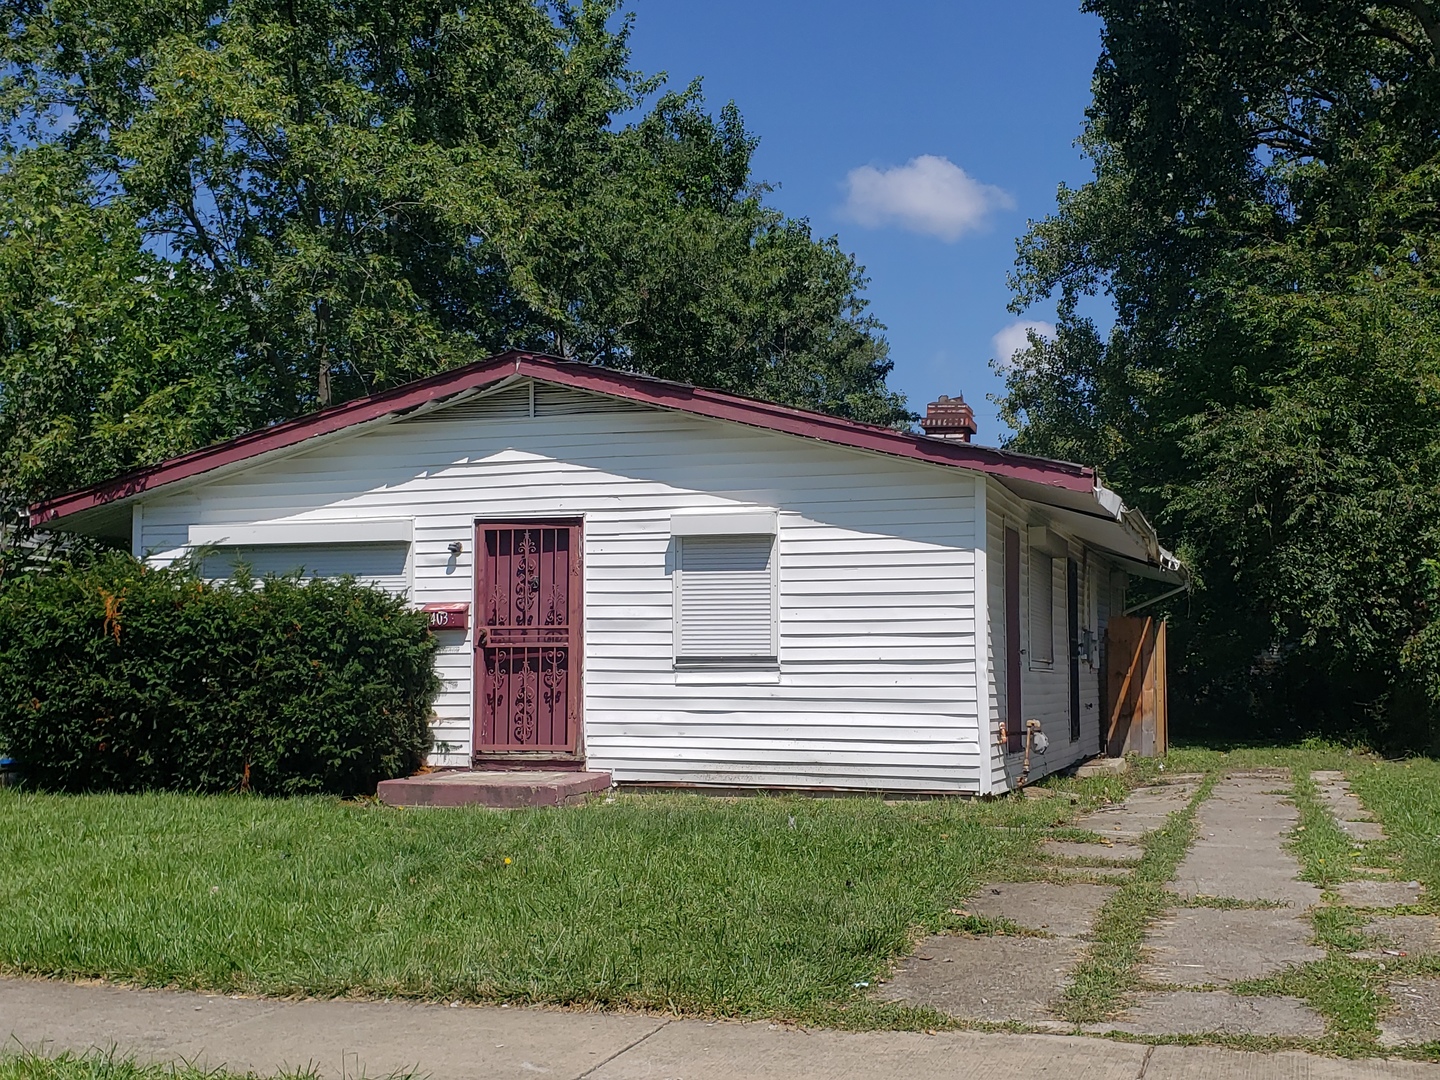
top-left (29, 350), bottom-right (1095, 527)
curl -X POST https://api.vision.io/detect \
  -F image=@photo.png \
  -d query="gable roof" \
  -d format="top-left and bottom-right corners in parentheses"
top-left (25, 350), bottom-right (1185, 582)
top-left (29, 350), bottom-right (1094, 526)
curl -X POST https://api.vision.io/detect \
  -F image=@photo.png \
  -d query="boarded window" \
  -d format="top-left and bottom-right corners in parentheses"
top-left (674, 535), bottom-right (777, 665)
top-left (1030, 550), bottom-right (1054, 666)
top-left (202, 542), bottom-right (411, 595)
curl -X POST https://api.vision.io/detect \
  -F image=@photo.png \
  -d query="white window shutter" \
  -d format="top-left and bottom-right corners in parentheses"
top-left (675, 535), bottom-right (777, 663)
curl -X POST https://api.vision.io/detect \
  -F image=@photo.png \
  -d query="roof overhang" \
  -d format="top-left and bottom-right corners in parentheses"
top-left (1001, 476), bottom-right (1187, 585)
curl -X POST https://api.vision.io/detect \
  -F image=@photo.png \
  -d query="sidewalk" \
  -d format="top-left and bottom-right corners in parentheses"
top-left (2, 978), bottom-right (1437, 1080)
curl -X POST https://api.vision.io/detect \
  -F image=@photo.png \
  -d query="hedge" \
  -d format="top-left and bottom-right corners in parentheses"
top-left (0, 551), bottom-right (440, 795)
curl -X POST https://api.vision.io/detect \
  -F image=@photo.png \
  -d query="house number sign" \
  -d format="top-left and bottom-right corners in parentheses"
top-left (421, 603), bottom-right (469, 631)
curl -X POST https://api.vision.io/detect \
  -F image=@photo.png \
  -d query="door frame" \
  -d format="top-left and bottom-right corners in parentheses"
top-left (472, 517), bottom-right (585, 763)
top-left (1004, 526), bottom-right (1023, 753)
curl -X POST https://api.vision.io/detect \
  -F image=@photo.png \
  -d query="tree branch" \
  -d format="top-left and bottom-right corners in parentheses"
top-left (1251, 131), bottom-right (1325, 161)
top-left (1358, 16), bottom-right (1429, 59)
top-left (1253, 116), bottom-right (1320, 144)
top-left (1374, 0), bottom-right (1440, 61)
top-left (179, 195), bottom-right (226, 275)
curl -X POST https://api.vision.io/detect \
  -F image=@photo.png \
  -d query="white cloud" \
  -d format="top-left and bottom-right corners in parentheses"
top-left (992, 320), bottom-right (1057, 369)
top-left (842, 155), bottom-right (1015, 241)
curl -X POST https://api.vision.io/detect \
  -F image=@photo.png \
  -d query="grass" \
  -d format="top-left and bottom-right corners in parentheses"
top-left (1287, 770), bottom-right (1361, 889)
top-left (1350, 757), bottom-right (1440, 900)
top-left (1055, 773), bottom-right (1218, 1023)
top-left (0, 781), bottom-right (1117, 1022)
top-left (1157, 739), bottom-right (1367, 776)
top-left (0, 1052), bottom-right (336, 1080)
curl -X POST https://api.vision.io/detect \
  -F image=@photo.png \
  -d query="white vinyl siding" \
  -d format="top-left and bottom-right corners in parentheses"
top-left (138, 377), bottom-right (984, 792)
top-left (1029, 551), bottom-right (1055, 666)
top-left (675, 535), bottom-right (777, 665)
top-left (201, 542), bottom-right (411, 595)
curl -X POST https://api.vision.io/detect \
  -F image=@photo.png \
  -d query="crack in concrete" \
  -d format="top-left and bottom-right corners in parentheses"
top-left (573, 1018), bottom-right (670, 1080)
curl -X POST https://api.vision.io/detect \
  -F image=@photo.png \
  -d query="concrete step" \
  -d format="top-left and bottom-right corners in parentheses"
top-left (377, 769), bottom-right (611, 808)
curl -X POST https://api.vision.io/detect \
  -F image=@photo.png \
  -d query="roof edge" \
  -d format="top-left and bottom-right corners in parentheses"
top-left (31, 351), bottom-right (1096, 528)
top-left (1011, 476), bottom-right (1188, 584)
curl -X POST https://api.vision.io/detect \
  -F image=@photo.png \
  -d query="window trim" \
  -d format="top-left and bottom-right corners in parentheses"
top-left (673, 531), bottom-right (780, 670)
top-left (670, 510), bottom-right (777, 537)
top-left (1029, 548), bottom-right (1056, 670)
top-left (188, 519), bottom-right (413, 546)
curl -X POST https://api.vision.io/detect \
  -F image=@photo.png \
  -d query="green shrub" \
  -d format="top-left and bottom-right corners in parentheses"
top-left (0, 551), bottom-right (439, 795)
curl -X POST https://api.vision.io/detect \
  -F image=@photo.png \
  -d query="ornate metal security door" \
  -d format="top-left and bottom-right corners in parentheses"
top-left (475, 521), bottom-right (582, 755)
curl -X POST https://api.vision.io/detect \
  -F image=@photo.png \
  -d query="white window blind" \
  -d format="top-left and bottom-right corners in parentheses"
top-left (202, 542), bottom-right (411, 596)
top-left (1030, 550), bottom-right (1055, 666)
top-left (675, 535), bottom-right (777, 664)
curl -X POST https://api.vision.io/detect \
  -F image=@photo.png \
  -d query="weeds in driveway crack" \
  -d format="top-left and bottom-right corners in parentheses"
top-left (1054, 773), bottom-right (1219, 1024)
top-left (1172, 894), bottom-right (1286, 911)
top-left (1287, 771), bottom-right (1360, 890)
top-left (1217, 766), bottom-right (1440, 1057)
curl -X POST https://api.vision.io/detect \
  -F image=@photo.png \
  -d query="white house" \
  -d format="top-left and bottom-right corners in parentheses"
top-left (30, 352), bottom-right (1184, 794)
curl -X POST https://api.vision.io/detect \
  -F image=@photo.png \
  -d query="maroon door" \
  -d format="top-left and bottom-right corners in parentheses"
top-left (475, 521), bottom-right (582, 755)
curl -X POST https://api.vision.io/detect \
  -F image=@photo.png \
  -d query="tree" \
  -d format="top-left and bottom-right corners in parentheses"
top-left (0, 0), bottom-right (904, 537)
top-left (0, 148), bottom-right (253, 548)
top-left (999, 0), bottom-right (1440, 747)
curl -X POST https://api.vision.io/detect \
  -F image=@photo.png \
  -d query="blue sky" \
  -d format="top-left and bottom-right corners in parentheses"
top-left (624, 1), bottom-right (1104, 444)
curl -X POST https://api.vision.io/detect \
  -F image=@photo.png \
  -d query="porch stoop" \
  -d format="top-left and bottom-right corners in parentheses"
top-left (377, 770), bottom-right (611, 808)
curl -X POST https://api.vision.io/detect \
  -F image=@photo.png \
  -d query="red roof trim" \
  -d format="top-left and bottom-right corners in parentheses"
top-left (29, 351), bottom-right (1094, 527)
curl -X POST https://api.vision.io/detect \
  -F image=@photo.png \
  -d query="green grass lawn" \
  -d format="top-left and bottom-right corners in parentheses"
top-left (1350, 757), bottom-right (1440, 896)
top-left (0, 782), bottom-right (1114, 1020)
top-left (5, 742), bottom-right (1439, 1045)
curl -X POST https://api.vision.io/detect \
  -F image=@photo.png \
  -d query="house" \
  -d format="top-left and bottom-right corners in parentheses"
top-left (29, 351), bottom-right (1184, 794)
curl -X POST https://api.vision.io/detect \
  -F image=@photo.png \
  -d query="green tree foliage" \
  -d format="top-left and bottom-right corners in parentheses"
top-left (0, 0), bottom-right (903, 534)
top-left (1000, 0), bottom-right (1440, 746)
top-left (0, 150), bottom-right (256, 545)
top-left (0, 551), bottom-right (439, 794)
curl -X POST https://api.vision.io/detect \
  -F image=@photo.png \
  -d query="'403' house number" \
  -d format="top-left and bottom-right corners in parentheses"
top-left (421, 603), bottom-right (469, 631)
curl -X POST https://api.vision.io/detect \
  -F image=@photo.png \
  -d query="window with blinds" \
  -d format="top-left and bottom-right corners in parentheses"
top-left (674, 534), bottom-right (777, 666)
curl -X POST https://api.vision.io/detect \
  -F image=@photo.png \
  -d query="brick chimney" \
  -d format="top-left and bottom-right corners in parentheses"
top-left (919, 395), bottom-right (977, 443)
